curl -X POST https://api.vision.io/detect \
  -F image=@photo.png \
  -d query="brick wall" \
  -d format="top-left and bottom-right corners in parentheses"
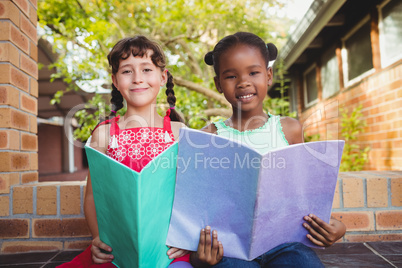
top-left (0, 0), bottom-right (39, 178)
top-left (0, 0), bottom-right (38, 169)
top-left (333, 171), bottom-right (402, 242)
top-left (0, 181), bottom-right (91, 253)
top-left (300, 61), bottom-right (402, 170)
top-left (0, 171), bottom-right (401, 253)
top-left (0, 0), bottom-right (97, 253)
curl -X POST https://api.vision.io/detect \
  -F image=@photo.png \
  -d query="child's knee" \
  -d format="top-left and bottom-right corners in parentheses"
top-left (262, 242), bottom-right (324, 268)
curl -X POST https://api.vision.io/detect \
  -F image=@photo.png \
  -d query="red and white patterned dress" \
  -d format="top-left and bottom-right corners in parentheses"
top-left (106, 114), bottom-right (175, 172)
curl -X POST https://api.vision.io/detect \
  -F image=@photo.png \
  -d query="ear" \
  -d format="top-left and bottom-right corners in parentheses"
top-left (214, 76), bottom-right (223, 93)
top-left (160, 69), bottom-right (168, 86)
top-left (112, 74), bottom-right (119, 90)
top-left (267, 67), bottom-right (273, 86)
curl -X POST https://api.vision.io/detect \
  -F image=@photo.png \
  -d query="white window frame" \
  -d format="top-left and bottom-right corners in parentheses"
top-left (378, 0), bottom-right (402, 68)
top-left (341, 15), bottom-right (375, 87)
top-left (303, 63), bottom-right (319, 108)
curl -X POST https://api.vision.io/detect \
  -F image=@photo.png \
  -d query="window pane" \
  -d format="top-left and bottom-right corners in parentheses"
top-left (322, 48), bottom-right (340, 99)
top-left (345, 21), bottom-right (373, 81)
top-left (381, 0), bottom-right (402, 64)
top-left (305, 68), bottom-right (318, 104)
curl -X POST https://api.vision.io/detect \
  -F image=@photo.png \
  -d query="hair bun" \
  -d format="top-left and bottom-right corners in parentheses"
top-left (267, 43), bottom-right (278, 61)
top-left (204, 51), bottom-right (214, 65)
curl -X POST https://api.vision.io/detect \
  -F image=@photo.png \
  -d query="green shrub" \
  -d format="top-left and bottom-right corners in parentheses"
top-left (339, 105), bottom-right (370, 172)
top-left (304, 133), bottom-right (321, 142)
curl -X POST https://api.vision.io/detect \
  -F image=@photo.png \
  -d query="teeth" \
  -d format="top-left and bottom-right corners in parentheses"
top-left (238, 94), bottom-right (254, 99)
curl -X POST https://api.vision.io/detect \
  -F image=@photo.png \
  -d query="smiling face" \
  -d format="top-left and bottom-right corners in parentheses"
top-left (112, 50), bottom-right (167, 109)
top-left (214, 44), bottom-right (273, 117)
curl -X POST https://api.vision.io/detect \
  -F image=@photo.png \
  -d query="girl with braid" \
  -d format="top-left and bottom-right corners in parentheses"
top-left (59, 36), bottom-right (189, 267)
top-left (189, 32), bottom-right (346, 267)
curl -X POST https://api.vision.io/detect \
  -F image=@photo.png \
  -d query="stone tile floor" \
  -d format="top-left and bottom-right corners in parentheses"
top-left (0, 242), bottom-right (401, 267)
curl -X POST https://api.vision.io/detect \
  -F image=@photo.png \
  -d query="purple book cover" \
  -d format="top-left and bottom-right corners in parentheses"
top-left (167, 128), bottom-right (344, 260)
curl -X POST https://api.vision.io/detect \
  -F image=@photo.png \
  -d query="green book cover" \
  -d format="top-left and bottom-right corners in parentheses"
top-left (85, 142), bottom-right (178, 268)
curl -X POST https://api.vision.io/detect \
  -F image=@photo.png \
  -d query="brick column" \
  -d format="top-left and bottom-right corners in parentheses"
top-left (0, 0), bottom-right (38, 217)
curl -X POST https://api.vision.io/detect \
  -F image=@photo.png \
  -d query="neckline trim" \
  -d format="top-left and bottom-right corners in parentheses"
top-left (216, 113), bottom-right (272, 135)
top-left (112, 115), bottom-right (168, 132)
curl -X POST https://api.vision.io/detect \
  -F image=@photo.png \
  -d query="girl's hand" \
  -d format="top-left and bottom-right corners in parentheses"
top-left (167, 247), bottom-right (190, 259)
top-left (91, 236), bottom-right (114, 263)
top-left (303, 214), bottom-right (346, 247)
top-left (190, 226), bottom-right (224, 267)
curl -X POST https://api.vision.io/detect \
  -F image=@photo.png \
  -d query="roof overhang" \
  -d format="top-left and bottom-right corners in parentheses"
top-left (38, 38), bottom-right (106, 119)
top-left (280, 0), bottom-right (346, 70)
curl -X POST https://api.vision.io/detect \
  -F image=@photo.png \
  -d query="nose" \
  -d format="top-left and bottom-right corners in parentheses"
top-left (237, 76), bottom-right (251, 88)
top-left (132, 71), bottom-right (143, 84)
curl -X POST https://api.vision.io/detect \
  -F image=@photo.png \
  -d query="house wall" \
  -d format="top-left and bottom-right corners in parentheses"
top-left (298, 61), bottom-right (401, 170)
top-left (292, 0), bottom-right (402, 171)
top-left (38, 124), bottom-right (87, 181)
top-left (38, 124), bottom-right (63, 174)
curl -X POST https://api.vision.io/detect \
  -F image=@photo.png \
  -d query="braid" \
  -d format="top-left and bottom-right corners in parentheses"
top-left (93, 84), bottom-right (123, 127)
top-left (166, 71), bottom-right (184, 123)
top-left (165, 71), bottom-right (176, 108)
top-left (109, 84), bottom-right (124, 118)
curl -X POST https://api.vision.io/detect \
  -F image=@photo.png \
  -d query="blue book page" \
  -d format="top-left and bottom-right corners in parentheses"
top-left (167, 128), bottom-right (261, 260)
top-left (250, 141), bottom-right (344, 259)
top-left (167, 129), bottom-right (344, 261)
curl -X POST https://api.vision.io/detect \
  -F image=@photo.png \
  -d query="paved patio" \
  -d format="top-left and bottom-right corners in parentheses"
top-left (0, 242), bottom-right (401, 267)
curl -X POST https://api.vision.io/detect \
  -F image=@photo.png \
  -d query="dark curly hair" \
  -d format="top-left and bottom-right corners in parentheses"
top-left (204, 32), bottom-right (278, 76)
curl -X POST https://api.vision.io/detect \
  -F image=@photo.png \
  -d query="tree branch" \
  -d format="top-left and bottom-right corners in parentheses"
top-left (108, 17), bottom-right (126, 39)
top-left (75, 0), bottom-right (85, 11)
top-left (177, 39), bottom-right (203, 77)
top-left (204, 108), bottom-right (232, 117)
top-left (46, 24), bottom-right (90, 51)
top-left (163, 34), bottom-right (187, 46)
top-left (173, 77), bottom-right (230, 107)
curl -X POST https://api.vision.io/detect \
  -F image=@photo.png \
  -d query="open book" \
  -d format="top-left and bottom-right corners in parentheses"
top-left (85, 142), bottom-right (178, 268)
top-left (166, 128), bottom-right (344, 260)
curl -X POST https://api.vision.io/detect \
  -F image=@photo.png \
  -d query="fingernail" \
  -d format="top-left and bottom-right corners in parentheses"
top-left (206, 226), bottom-right (211, 230)
top-left (108, 247), bottom-right (112, 252)
top-left (213, 230), bottom-right (217, 235)
top-left (309, 214), bottom-right (313, 217)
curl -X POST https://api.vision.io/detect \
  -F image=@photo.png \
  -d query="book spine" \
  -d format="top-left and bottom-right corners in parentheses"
top-left (248, 155), bottom-right (263, 260)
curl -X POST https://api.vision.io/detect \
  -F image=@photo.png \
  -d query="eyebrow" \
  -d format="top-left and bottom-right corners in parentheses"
top-left (119, 62), bottom-right (154, 69)
top-left (221, 64), bottom-right (263, 74)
